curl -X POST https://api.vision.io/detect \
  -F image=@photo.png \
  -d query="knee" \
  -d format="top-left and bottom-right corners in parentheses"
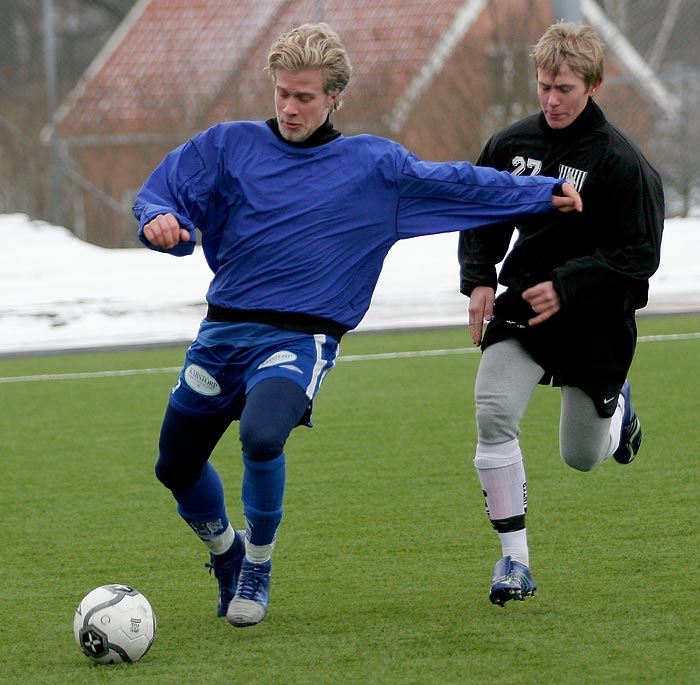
top-left (239, 378), bottom-right (307, 462)
top-left (475, 398), bottom-right (519, 444)
top-left (559, 429), bottom-right (608, 472)
top-left (154, 456), bottom-right (184, 490)
top-left (239, 422), bottom-right (284, 462)
top-left (154, 451), bottom-right (202, 491)
top-left (560, 447), bottom-right (599, 472)
top-left (154, 406), bottom-right (219, 491)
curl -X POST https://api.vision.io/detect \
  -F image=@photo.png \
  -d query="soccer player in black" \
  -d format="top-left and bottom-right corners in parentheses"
top-left (458, 22), bottom-right (664, 606)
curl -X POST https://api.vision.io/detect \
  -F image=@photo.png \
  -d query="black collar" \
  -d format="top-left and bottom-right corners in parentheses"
top-left (538, 98), bottom-right (607, 138)
top-left (266, 116), bottom-right (342, 148)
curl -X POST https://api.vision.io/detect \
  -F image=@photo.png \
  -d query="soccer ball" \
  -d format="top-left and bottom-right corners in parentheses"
top-left (73, 584), bottom-right (156, 664)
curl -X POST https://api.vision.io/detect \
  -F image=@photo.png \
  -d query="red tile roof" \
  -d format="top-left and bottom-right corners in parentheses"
top-left (55, 0), bottom-right (670, 150)
top-left (56, 0), bottom-right (287, 136)
top-left (55, 0), bottom-right (471, 139)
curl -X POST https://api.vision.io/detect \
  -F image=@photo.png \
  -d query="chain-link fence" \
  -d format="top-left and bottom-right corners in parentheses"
top-left (599, 0), bottom-right (700, 217)
top-left (1, 0), bottom-right (698, 246)
top-left (0, 1), bottom-right (136, 229)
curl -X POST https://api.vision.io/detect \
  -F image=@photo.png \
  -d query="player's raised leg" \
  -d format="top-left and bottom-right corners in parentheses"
top-left (155, 405), bottom-right (243, 617)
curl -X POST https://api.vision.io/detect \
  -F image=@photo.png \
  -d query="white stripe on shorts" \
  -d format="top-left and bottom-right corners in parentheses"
top-left (305, 334), bottom-right (336, 398)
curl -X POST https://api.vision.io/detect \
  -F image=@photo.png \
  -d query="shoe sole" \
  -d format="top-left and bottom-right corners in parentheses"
top-left (226, 598), bottom-right (268, 627)
top-left (489, 586), bottom-right (536, 607)
top-left (489, 556), bottom-right (536, 606)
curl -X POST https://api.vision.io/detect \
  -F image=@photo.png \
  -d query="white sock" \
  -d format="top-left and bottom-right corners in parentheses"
top-left (607, 392), bottom-right (626, 457)
top-left (206, 523), bottom-right (235, 555)
top-left (474, 438), bottom-right (529, 565)
top-left (474, 439), bottom-right (527, 521)
top-left (499, 529), bottom-right (529, 567)
top-left (245, 540), bottom-right (275, 564)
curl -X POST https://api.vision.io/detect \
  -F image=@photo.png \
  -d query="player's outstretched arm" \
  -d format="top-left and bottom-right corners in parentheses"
top-left (552, 182), bottom-right (582, 213)
top-left (143, 213), bottom-right (191, 250)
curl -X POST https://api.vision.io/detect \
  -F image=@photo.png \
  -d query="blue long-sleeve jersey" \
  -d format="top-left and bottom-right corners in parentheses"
top-left (134, 121), bottom-right (564, 332)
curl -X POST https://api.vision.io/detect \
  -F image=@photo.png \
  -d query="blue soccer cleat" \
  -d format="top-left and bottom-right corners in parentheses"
top-left (489, 555), bottom-right (537, 606)
top-left (226, 558), bottom-right (272, 627)
top-left (613, 380), bottom-right (642, 464)
top-left (205, 529), bottom-right (246, 617)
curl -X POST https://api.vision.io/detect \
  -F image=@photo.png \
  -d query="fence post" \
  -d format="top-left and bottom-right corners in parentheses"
top-left (42, 0), bottom-right (62, 227)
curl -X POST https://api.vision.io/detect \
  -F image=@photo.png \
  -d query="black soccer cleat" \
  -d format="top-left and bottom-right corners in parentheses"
top-left (613, 380), bottom-right (642, 464)
top-left (489, 555), bottom-right (537, 607)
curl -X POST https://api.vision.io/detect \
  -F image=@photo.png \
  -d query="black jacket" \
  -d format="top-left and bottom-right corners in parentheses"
top-left (458, 99), bottom-right (664, 414)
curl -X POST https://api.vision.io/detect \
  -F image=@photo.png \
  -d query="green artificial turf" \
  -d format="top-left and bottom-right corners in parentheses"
top-left (0, 314), bottom-right (698, 684)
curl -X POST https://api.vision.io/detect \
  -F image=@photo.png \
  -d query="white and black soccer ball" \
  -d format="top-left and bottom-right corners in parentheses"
top-left (73, 584), bottom-right (156, 664)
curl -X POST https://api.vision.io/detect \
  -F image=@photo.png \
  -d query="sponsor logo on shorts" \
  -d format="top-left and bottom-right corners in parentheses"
top-left (184, 364), bottom-right (221, 396)
top-left (258, 350), bottom-right (298, 369)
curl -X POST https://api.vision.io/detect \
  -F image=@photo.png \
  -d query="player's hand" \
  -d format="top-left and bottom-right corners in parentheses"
top-left (143, 213), bottom-right (191, 249)
top-left (552, 182), bottom-right (582, 213)
top-left (522, 281), bottom-right (560, 326)
top-left (468, 286), bottom-right (495, 345)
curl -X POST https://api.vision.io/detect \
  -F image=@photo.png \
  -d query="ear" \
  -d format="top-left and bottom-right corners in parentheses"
top-left (589, 79), bottom-right (602, 96)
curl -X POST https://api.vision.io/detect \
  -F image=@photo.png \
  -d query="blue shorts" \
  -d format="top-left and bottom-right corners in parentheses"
top-left (168, 321), bottom-right (340, 419)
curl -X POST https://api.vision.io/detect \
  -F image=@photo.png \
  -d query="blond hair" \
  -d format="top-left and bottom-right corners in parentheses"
top-left (266, 23), bottom-right (352, 112)
top-left (531, 22), bottom-right (604, 87)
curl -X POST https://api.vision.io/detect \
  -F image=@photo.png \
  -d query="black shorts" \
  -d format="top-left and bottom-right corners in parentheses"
top-left (482, 291), bottom-right (637, 418)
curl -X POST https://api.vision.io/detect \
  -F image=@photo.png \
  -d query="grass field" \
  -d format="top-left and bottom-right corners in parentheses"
top-left (1, 314), bottom-right (698, 684)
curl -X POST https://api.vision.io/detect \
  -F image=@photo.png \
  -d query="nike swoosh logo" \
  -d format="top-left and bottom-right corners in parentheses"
top-left (603, 396), bottom-right (616, 404)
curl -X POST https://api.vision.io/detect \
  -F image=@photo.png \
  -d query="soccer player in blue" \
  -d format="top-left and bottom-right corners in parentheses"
top-left (133, 22), bottom-right (582, 628)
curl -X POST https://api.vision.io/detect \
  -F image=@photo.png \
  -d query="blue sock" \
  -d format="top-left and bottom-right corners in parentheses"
top-left (242, 453), bottom-right (285, 546)
top-left (174, 462), bottom-right (230, 543)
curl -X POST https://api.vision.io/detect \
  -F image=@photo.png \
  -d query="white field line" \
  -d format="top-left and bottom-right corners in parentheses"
top-left (0, 332), bottom-right (698, 384)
